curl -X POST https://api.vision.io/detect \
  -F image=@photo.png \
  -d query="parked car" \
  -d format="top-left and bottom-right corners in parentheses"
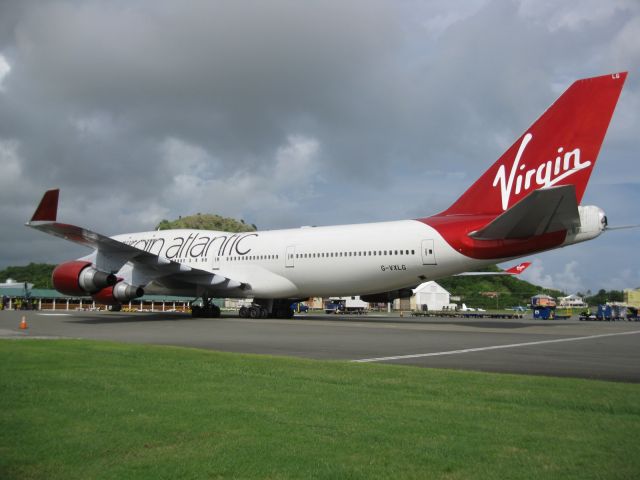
top-left (291, 302), bottom-right (309, 313)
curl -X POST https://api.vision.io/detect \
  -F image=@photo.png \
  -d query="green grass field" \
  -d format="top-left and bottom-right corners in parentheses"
top-left (1, 339), bottom-right (639, 479)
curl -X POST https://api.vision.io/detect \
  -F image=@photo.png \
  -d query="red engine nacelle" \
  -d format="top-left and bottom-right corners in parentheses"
top-left (92, 282), bottom-right (144, 305)
top-left (52, 261), bottom-right (117, 296)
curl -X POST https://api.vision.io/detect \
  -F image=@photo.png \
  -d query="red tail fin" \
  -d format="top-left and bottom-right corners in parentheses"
top-left (442, 73), bottom-right (627, 216)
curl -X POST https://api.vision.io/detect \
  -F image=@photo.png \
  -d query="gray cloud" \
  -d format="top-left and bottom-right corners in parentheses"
top-left (0, 0), bottom-right (638, 292)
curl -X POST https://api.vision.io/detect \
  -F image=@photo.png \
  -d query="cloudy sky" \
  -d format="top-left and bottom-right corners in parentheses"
top-left (0, 0), bottom-right (638, 293)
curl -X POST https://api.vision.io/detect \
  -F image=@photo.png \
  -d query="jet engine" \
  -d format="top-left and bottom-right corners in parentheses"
top-left (52, 261), bottom-right (117, 296)
top-left (92, 282), bottom-right (144, 305)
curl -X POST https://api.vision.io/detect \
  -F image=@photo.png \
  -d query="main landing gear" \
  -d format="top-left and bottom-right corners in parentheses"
top-left (238, 299), bottom-right (294, 319)
top-left (239, 304), bottom-right (268, 319)
top-left (191, 296), bottom-right (221, 318)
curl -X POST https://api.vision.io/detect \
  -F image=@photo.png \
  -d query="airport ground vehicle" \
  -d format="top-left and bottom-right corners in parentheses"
top-left (324, 297), bottom-right (368, 314)
top-left (579, 304), bottom-right (640, 321)
top-left (291, 302), bottom-right (309, 314)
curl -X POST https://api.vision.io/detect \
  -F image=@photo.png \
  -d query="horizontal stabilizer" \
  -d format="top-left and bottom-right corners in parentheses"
top-left (469, 185), bottom-right (579, 240)
top-left (605, 224), bottom-right (640, 231)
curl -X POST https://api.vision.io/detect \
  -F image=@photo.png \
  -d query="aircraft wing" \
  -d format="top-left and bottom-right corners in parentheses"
top-left (26, 189), bottom-right (244, 291)
top-left (469, 185), bottom-right (580, 240)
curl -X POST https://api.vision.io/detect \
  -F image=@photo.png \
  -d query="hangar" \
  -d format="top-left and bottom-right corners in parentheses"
top-left (410, 281), bottom-right (452, 311)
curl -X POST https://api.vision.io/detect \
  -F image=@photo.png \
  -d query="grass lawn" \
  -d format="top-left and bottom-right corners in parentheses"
top-left (1, 339), bottom-right (639, 479)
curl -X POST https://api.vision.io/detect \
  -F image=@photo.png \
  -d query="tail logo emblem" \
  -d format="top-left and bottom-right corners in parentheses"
top-left (492, 133), bottom-right (592, 211)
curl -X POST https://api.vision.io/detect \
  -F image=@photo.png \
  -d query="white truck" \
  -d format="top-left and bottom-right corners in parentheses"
top-left (324, 296), bottom-right (369, 314)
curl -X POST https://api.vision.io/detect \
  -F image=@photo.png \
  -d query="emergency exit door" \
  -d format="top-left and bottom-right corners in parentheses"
top-left (421, 239), bottom-right (436, 265)
top-left (285, 246), bottom-right (296, 268)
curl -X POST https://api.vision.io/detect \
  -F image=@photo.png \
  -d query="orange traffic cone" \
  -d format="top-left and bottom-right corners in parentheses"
top-left (19, 315), bottom-right (28, 330)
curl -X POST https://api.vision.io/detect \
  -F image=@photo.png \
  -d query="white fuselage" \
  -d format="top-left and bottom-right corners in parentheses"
top-left (112, 220), bottom-right (484, 298)
top-left (110, 208), bottom-right (604, 300)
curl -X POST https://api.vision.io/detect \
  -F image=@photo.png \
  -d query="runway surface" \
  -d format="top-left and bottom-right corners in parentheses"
top-left (2, 310), bottom-right (640, 382)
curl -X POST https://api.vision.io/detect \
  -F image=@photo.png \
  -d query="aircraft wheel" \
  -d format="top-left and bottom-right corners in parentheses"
top-left (249, 306), bottom-right (260, 318)
top-left (191, 306), bottom-right (203, 318)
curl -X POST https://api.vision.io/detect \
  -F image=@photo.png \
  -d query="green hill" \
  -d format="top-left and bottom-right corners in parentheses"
top-left (0, 263), bottom-right (55, 289)
top-left (437, 268), bottom-right (565, 310)
top-left (156, 214), bottom-right (256, 232)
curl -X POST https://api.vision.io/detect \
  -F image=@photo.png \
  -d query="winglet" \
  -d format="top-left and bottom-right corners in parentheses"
top-left (30, 189), bottom-right (59, 222)
top-left (505, 262), bottom-right (531, 275)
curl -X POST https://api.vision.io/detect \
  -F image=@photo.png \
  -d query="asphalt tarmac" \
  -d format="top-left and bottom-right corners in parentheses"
top-left (2, 310), bottom-right (640, 382)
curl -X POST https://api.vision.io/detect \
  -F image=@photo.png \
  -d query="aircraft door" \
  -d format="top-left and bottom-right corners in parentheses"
top-left (421, 239), bottom-right (437, 265)
top-left (212, 254), bottom-right (221, 270)
top-left (285, 246), bottom-right (296, 268)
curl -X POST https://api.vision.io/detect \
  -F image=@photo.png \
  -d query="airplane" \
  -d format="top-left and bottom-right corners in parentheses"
top-left (27, 72), bottom-right (628, 319)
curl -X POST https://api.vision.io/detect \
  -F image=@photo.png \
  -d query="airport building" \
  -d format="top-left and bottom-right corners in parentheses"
top-left (0, 287), bottom-right (196, 312)
top-left (624, 288), bottom-right (640, 308)
top-left (408, 281), bottom-right (452, 311)
top-left (558, 294), bottom-right (587, 308)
